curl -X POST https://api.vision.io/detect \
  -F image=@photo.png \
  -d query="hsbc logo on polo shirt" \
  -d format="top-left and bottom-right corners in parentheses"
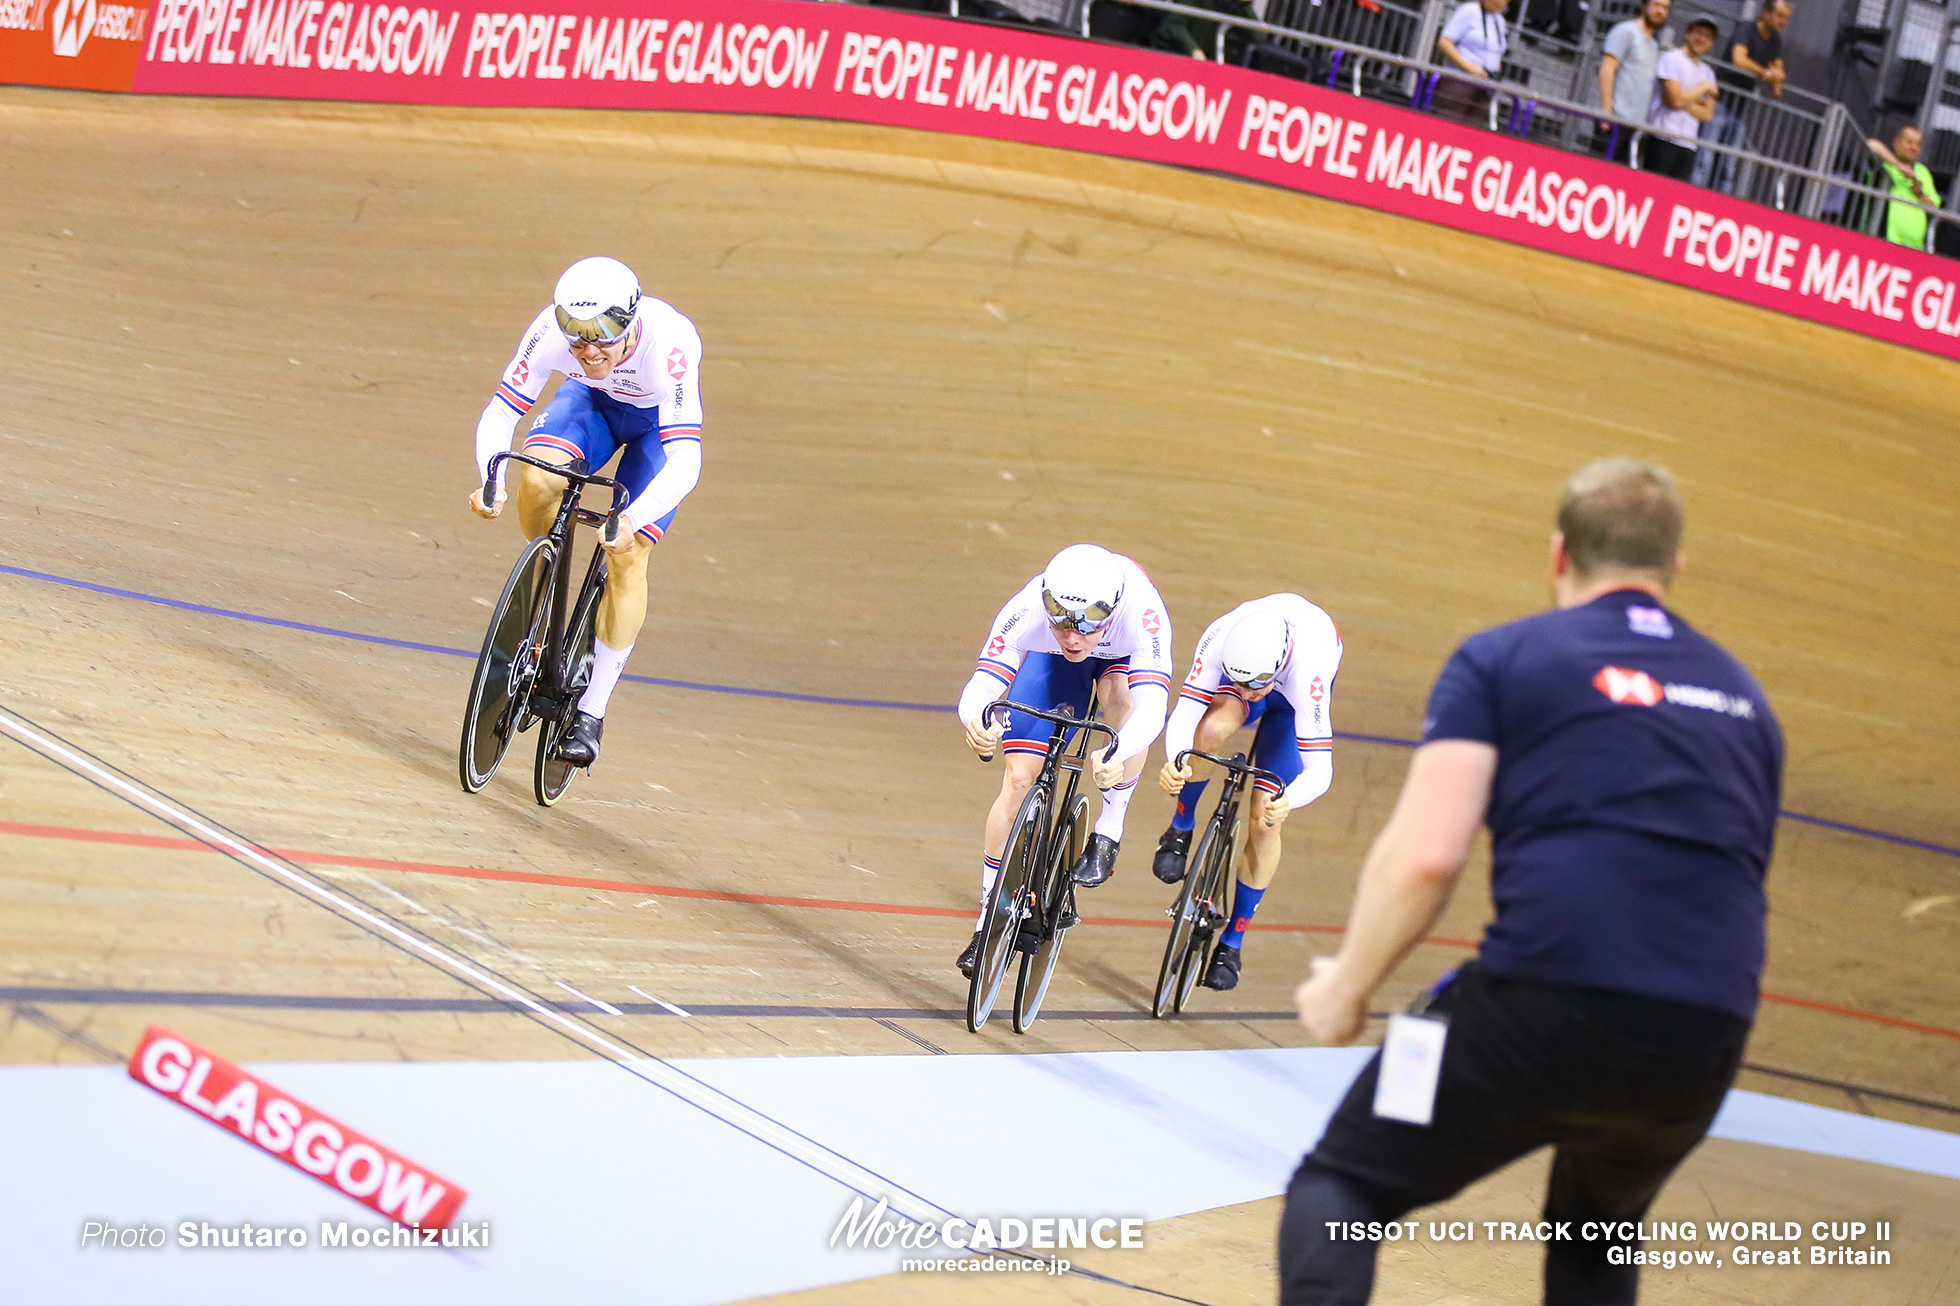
top-left (1593, 666), bottom-right (1758, 719)
top-left (666, 348), bottom-right (687, 380)
top-left (1593, 665), bottom-right (1664, 706)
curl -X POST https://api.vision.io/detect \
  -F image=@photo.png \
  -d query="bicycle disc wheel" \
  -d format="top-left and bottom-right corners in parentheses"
top-left (967, 785), bottom-right (1046, 1033)
top-left (1013, 791), bottom-right (1087, 1033)
top-left (1153, 816), bottom-right (1220, 1018)
top-left (459, 536), bottom-right (554, 793)
top-left (535, 550), bottom-right (607, 807)
top-left (1176, 815), bottom-right (1239, 1013)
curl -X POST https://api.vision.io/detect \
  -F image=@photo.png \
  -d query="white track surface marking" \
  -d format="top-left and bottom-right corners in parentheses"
top-left (0, 705), bottom-right (954, 1230)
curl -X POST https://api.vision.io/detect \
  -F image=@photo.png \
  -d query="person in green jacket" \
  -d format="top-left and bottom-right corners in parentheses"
top-left (1150, 0), bottom-right (1256, 61)
top-left (1868, 126), bottom-right (1942, 250)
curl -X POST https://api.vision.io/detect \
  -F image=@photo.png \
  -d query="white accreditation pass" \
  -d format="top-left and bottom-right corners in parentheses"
top-left (1371, 1013), bottom-right (1448, 1125)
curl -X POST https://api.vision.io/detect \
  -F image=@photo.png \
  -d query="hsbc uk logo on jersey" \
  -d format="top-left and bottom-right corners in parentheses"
top-left (1593, 666), bottom-right (1756, 719)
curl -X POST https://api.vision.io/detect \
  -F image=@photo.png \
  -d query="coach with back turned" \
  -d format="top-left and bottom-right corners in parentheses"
top-left (1283, 458), bottom-right (1785, 1305)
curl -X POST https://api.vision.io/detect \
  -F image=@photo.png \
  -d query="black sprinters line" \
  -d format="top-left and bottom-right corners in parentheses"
top-left (0, 986), bottom-right (1298, 1023)
top-left (0, 706), bottom-right (954, 1227)
top-left (0, 707), bottom-right (1225, 1302)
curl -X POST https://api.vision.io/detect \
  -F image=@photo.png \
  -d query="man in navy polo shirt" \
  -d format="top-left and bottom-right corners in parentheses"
top-left (1280, 458), bottom-right (1783, 1305)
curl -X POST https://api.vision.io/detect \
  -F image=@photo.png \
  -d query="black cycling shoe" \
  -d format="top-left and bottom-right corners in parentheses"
top-left (556, 711), bottom-right (604, 767)
top-left (1152, 826), bottom-right (1192, 884)
top-left (1070, 834), bottom-right (1119, 888)
top-left (1202, 942), bottom-right (1243, 991)
top-left (956, 929), bottom-right (984, 979)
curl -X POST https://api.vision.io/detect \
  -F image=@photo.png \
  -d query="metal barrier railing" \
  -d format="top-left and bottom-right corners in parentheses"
top-left (838, 0), bottom-right (1940, 245)
top-left (1069, 0), bottom-right (1942, 244)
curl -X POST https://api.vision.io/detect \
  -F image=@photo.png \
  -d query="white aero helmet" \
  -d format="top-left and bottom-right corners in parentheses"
top-left (554, 256), bottom-right (640, 345)
top-left (1040, 544), bottom-right (1125, 634)
top-left (1220, 610), bottom-right (1291, 689)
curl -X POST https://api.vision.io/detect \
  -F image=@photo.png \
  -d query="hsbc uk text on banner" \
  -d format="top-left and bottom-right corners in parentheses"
top-left (2, 0), bottom-right (148, 89)
top-left (7, 0), bottom-right (1958, 362)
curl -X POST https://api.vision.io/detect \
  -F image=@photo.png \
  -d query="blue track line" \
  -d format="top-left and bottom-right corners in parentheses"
top-left (5, 562), bottom-right (1956, 862)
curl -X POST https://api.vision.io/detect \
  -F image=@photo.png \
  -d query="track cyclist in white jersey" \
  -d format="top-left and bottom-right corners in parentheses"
top-left (1154, 594), bottom-right (1342, 991)
top-left (952, 544), bottom-right (1175, 976)
top-left (466, 257), bottom-right (704, 768)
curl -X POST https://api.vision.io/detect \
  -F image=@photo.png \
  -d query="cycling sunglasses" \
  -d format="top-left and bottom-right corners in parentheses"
top-left (1042, 590), bottom-right (1116, 634)
top-left (555, 304), bottom-right (635, 347)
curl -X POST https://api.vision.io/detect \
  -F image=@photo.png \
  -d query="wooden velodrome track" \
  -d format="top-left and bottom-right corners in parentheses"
top-left (2, 87), bottom-right (1957, 1303)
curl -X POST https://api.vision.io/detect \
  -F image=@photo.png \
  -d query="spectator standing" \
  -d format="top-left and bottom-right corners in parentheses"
top-left (1279, 458), bottom-right (1784, 1306)
top-left (1149, 0), bottom-right (1255, 62)
top-left (1646, 18), bottom-right (1720, 180)
top-left (1699, 0), bottom-right (1791, 190)
top-left (1724, 0), bottom-right (1790, 99)
top-left (1599, 0), bottom-right (1670, 164)
top-left (1434, 0), bottom-right (1510, 125)
top-left (1869, 126), bottom-right (1942, 250)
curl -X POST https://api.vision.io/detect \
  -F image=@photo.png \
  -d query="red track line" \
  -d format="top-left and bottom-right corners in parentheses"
top-left (0, 820), bottom-right (1434, 936)
top-left (6, 819), bottom-right (1955, 1041)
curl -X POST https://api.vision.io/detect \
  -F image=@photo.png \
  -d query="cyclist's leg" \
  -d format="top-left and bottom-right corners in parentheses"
top-left (572, 404), bottom-right (674, 726)
top-left (516, 384), bottom-right (615, 536)
top-left (978, 752), bottom-right (1045, 921)
top-left (1172, 692), bottom-right (1256, 831)
top-left (1153, 691), bottom-right (1251, 882)
top-left (1087, 664), bottom-right (1148, 842)
top-left (979, 653), bottom-right (1098, 916)
top-left (1215, 692), bottom-right (1301, 973)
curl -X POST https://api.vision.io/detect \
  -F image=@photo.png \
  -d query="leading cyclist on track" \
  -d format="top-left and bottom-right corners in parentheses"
top-left (466, 257), bottom-right (703, 768)
top-left (953, 544), bottom-right (1175, 977)
top-left (1153, 594), bottom-right (1342, 991)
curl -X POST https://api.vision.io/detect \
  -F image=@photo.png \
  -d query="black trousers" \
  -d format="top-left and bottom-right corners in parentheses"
top-left (1641, 139), bottom-right (1699, 182)
top-left (1278, 963), bottom-right (1749, 1305)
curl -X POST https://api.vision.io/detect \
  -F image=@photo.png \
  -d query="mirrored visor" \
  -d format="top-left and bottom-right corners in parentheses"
top-left (1042, 590), bottom-right (1115, 633)
top-left (555, 303), bottom-right (635, 346)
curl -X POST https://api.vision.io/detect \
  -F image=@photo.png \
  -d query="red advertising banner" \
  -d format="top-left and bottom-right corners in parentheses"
top-left (10, 0), bottom-right (1960, 360)
top-left (2, 0), bottom-right (150, 89)
top-left (128, 1025), bottom-right (468, 1229)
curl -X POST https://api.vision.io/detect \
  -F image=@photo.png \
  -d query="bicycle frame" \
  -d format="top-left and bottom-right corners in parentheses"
top-left (484, 450), bottom-right (629, 711)
top-left (1152, 747), bottom-right (1286, 1016)
top-left (981, 698), bottom-right (1116, 937)
top-left (1176, 747), bottom-right (1286, 881)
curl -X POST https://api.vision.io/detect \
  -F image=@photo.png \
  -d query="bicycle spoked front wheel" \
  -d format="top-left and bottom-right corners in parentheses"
top-left (535, 551), bottom-right (606, 807)
top-left (459, 536), bottom-right (554, 793)
top-left (1176, 816), bottom-right (1239, 1013)
top-left (1153, 815), bottom-right (1215, 1017)
top-left (1013, 791), bottom-right (1088, 1034)
top-left (968, 785), bottom-right (1046, 1033)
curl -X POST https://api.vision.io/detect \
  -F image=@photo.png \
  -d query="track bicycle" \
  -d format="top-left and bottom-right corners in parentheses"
top-left (966, 699), bottom-right (1116, 1035)
top-left (458, 450), bottom-right (628, 807)
top-left (1153, 748), bottom-right (1283, 1018)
